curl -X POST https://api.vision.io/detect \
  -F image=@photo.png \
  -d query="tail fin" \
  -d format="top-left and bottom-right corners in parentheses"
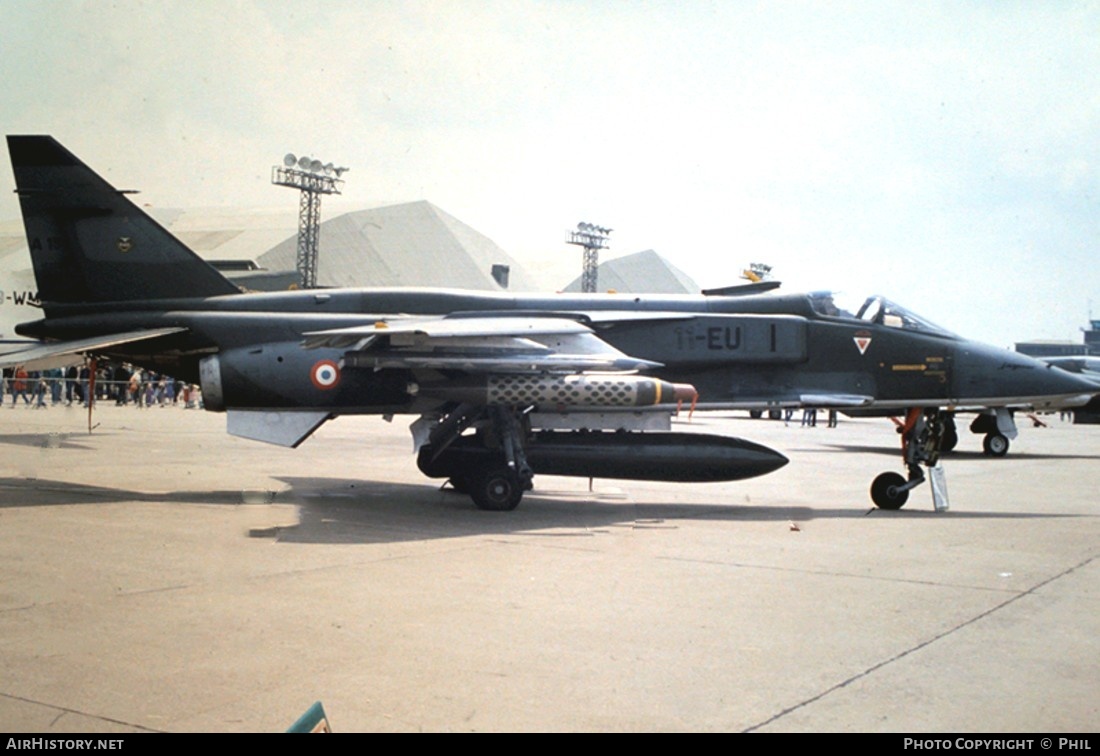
top-left (7, 135), bottom-right (240, 309)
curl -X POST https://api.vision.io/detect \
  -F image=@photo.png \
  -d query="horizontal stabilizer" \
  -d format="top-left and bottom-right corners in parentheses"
top-left (227, 410), bottom-right (332, 448)
top-left (0, 327), bottom-right (187, 370)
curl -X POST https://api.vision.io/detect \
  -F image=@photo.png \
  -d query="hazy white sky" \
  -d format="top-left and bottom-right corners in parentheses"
top-left (2, 0), bottom-right (1097, 347)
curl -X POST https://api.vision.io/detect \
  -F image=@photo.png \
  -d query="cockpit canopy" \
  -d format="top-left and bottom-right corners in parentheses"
top-left (808, 292), bottom-right (956, 338)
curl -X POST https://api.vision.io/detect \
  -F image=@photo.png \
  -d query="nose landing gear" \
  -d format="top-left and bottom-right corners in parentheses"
top-left (870, 408), bottom-right (949, 511)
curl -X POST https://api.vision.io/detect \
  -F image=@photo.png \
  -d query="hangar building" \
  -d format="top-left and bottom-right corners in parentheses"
top-left (2, 200), bottom-right (698, 297)
top-left (562, 249), bottom-right (698, 294)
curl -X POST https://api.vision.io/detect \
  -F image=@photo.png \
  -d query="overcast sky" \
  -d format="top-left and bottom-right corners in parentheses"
top-left (2, 0), bottom-right (1097, 347)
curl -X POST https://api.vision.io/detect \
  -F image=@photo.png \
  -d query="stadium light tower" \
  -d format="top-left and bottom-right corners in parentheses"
top-left (566, 222), bottom-right (612, 293)
top-left (272, 153), bottom-right (348, 289)
top-left (741, 262), bottom-right (774, 283)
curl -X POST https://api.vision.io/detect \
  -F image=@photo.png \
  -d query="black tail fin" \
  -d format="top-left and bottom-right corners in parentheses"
top-left (7, 136), bottom-right (240, 309)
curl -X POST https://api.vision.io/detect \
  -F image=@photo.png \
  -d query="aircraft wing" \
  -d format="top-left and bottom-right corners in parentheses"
top-left (0, 328), bottom-right (188, 371)
top-left (796, 393), bottom-right (876, 408)
top-left (303, 311), bottom-right (698, 345)
top-left (304, 316), bottom-right (663, 373)
top-left (303, 315), bottom-right (591, 343)
top-left (693, 392), bottom-right (875, 411)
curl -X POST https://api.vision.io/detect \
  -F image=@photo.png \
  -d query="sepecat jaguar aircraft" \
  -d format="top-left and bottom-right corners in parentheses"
top-left (3, 136), bottom-right (1094, 511)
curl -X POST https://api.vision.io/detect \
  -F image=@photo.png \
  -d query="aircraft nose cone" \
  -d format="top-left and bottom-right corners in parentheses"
top-left (954, 342), bottom-right (1100, 406)
top-left (1030, 362), bottom-right (1100, 406)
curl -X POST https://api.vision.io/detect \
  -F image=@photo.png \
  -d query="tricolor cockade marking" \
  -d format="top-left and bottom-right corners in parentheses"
top-left (310, 360), bottom-right (341, 390)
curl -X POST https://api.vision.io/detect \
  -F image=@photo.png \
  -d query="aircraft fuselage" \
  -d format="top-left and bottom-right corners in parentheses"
top-left (16, 288), bottom-right (1093, 415)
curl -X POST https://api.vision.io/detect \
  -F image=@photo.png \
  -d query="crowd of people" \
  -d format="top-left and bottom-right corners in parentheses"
top-left (0, 362), bottom-right (201, 409)
top-left (778, 408), bottom-right (839, 427)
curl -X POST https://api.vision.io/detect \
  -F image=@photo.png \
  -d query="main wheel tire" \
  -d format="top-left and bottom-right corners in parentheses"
top-left (470, 467), bottom-right (524, 511)
top-left (749, 410), bottom-right (763, 419)
top-left (982, 433), bottom-right (1009, 457)
top-left (870, 472), bottom-right (909, 510)
top-left (941, 426), bottom-right (959, 452)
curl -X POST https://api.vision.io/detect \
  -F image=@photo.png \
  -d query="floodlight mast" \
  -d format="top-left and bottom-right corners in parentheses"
top-left (272, 154), bottom-right (348, 288)
top-left (565, 222), bottom-right (612, 293)
top-left (741, 262), bottom-right (774, 283)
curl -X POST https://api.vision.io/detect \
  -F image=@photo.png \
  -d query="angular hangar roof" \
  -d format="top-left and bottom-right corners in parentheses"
top-left (562, 249), bottom-right (699, 294)
top-left (256, 201), bottom-right (538, 291)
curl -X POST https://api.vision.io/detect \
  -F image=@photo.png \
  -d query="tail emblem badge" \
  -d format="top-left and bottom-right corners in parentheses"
top-left (117, 237), bottom-right (133, 253)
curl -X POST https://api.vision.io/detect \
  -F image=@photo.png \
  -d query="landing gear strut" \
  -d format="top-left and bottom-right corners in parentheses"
top-left (941, 413), bottom-right (958, 452)
top-left (418, 403), bottom-right (535, 511)
top-left (870, 408), bottom-right (948, 510)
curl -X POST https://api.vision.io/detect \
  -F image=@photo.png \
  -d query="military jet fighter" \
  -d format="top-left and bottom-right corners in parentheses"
top-left (1, 136), bottom-right (791, 511)
top-left (3, 136), bottom-right (1095, 511)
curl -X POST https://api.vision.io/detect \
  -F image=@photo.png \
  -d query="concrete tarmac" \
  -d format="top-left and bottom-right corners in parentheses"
top-left (0, 402), bottom-right (1096, 732)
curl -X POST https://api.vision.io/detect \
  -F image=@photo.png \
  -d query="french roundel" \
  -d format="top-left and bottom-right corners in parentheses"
top-left (310, 360), bottom-right (341, 390)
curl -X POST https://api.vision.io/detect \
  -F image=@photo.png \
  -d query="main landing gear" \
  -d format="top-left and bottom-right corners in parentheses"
top-left (969, 412), bottom-right (1013, 457)
top-left (870, 408), bottom-right (948, 510)
top-left (415, 404), bottom-right (534, 512)
top-left (940, 412), bottom-right (1012, 456)
top-left (415, 402), bottom-right (789, 512)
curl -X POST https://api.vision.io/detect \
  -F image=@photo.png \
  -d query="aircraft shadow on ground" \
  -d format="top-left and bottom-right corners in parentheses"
top-left (0, 477), bottom-right (259, 508)
top-left (0, 431), bottom-right (103, 450)
top-left (270, 475), bottom-right (876, 544)
top-left (259, 475), bottom-right (933, 544)
top-left (0, 475), bottom-right (1081, 547)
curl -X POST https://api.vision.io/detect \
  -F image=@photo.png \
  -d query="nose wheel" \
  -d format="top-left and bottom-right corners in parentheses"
top-left (870, 472), bottom-right (909, 509)
top-left (871, 408), bottom-right (950, 511)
